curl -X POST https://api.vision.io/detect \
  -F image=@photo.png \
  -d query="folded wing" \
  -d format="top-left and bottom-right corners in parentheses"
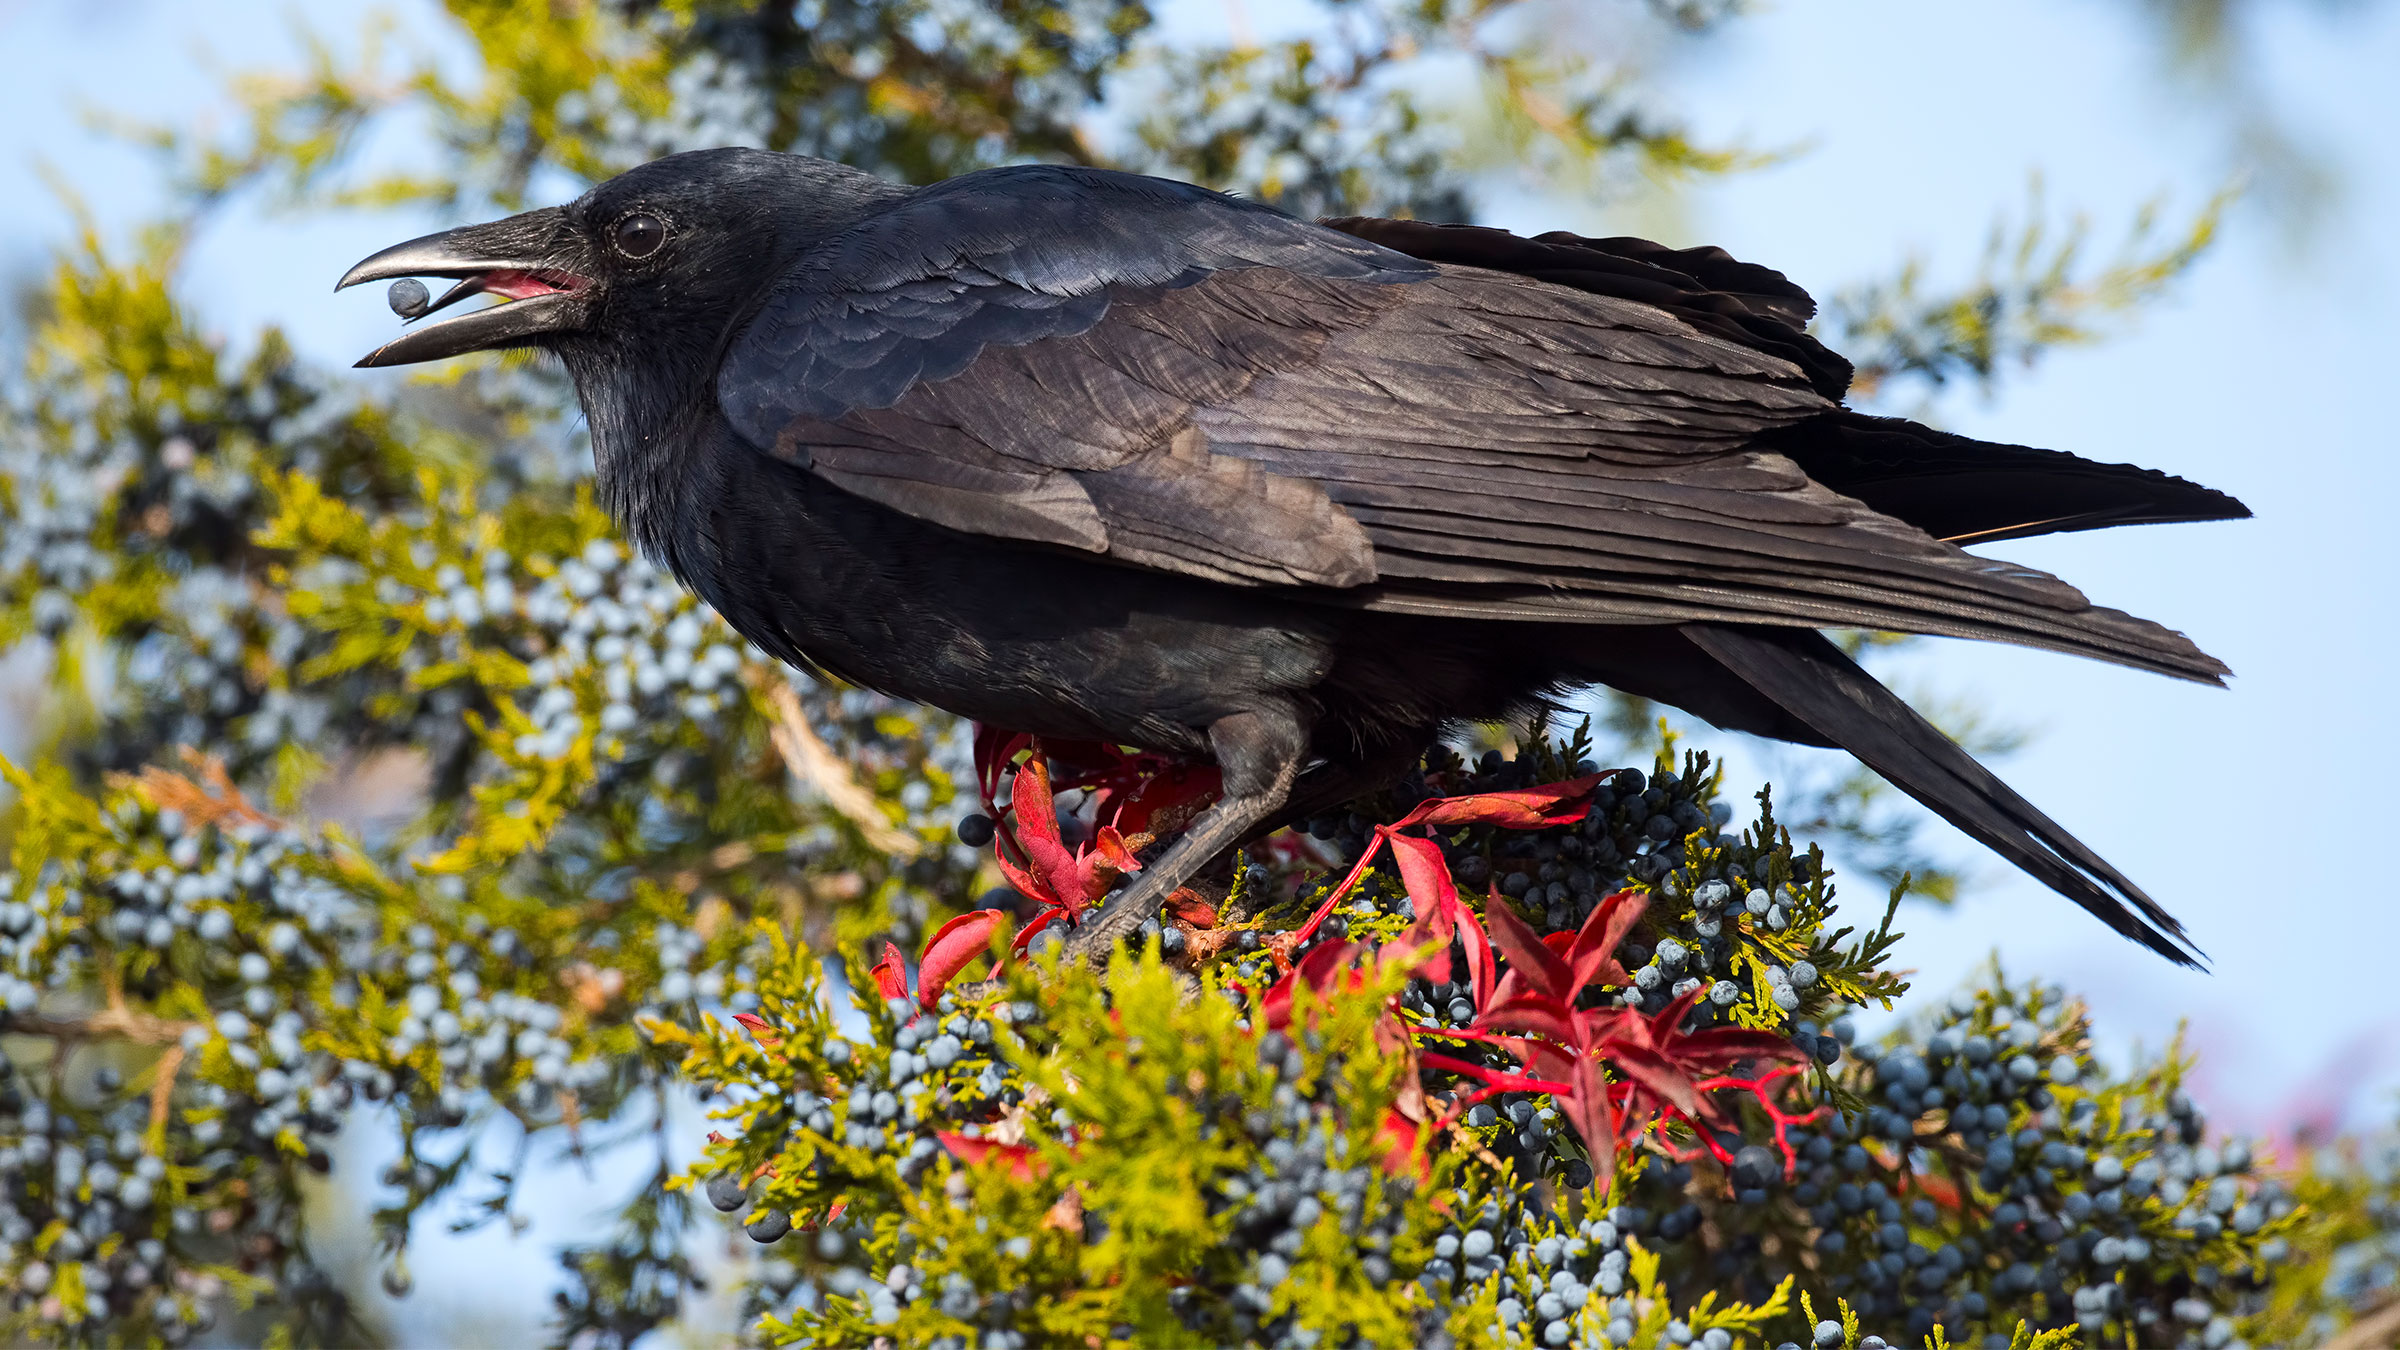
top-left (718, 166), bottom-right (2231, 684)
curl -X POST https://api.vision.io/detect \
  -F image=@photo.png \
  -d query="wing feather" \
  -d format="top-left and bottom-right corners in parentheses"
top-left (719, 169), bottom-right (2228, 683)
top-left (1080, 429), bottom-right (1378, 586)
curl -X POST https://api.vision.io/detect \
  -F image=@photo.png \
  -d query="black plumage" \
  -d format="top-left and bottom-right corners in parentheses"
top-left (337, 148), bottom-right (2249, 966)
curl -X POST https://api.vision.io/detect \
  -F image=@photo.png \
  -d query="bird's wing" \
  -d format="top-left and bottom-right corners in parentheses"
top-left (1334, 221), bottom-right (2248, 547)
top-left (720, 167), bottom-right (2224, 683)
top-left (1315, 216), bottom-right (1855, 399)
top-left (718, 165), bottom-right (1431, 587)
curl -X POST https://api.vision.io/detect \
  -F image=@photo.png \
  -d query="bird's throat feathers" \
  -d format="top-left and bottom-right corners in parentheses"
top-left (554, 151), bottom-right (920, 564)
top-left (560, 333), bottom-right (719, 566)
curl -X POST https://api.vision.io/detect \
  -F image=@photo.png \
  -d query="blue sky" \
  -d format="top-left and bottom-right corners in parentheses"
top-left (3, 0), bottom-right (2394, 1338)
top-left (1635, 1), bottom-right (2400, 1137)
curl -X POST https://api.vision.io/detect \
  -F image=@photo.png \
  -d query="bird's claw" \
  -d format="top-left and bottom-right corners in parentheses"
top-left (1059, 869), bottom-right (1178, 967)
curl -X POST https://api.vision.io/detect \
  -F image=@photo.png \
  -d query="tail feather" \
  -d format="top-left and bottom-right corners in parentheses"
top-left (1770, 412), bottom-right (2252, 546)
top-left (1682, 622), bottom-right (2204, 968)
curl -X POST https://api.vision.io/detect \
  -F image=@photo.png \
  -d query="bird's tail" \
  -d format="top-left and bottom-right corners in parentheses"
top-left (1681, 622), bottom-right (2204, 968)
top-left (1767, 411), bottom-right (2252, 546)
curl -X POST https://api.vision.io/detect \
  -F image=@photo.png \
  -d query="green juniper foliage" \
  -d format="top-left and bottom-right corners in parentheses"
top-left (0, 3), bottom-right (2389, 1348)
top-left (631, 743), bottom-right (2316, 1349)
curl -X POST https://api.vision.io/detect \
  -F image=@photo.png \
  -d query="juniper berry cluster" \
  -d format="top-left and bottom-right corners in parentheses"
top-left (1603, 973), bottom-right (2298, 1349)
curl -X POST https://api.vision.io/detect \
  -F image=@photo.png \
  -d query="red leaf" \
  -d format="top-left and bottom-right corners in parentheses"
top-left (1389, 773), bottom-right (1609, 830)
top-left (1556, 1054), bottom-right (1620, 1183)
top-left (1376, 1108), bottom-right (1431, 1179)
top-left (1373, 831), bottom-right (1481, 985)
top-left (1564, 889), bottom-right (1647, 999)
top-left (1607, 1041), bottom-right (1707, 1119)
top-left (971, 725), bottom-right (1035, 811)
top-left (1091, 825), bottom-right (1144, 873)
top-left (1386, 833), bottom-right (1460, 932)
top-left (992, 850), bottom-right (1063, 912)
top-left (1665, 1027), bottom-right (1815, 1073)
top-left (1576, 1003), bottom-right (1642, 1052)
top-left (988, 755), bottom-right (1150, 919)
top-left (1913, 1170), bottom-right (1964, 1210)
top-left (1010, 908), bottom-right (1068, 958)
top-left (1644, 986), bottom-right (1711, 1046)
top-left (936, 1131), bottom-right (1047, 1181)
top-left (1515, 1037), bottom-right (1585, 1087)
top-left (730, 1012), bottom-right (781, 1047)
top-left (1481, 893), bottom-right (1572, 1002)
top-left (1485, 968), bottom-right (1533, 1017)
top-left (1393, 908), bottom-right (1453, 985)
top-left (1580, 995), bottom-right (1674, 1057)
top-left (1415, 1051), bottom-right (1570, 1098)
top-left (1456, 903), bottom-right (1496, 1010)
top-left (1105, 763), bottom-right (1222, 838)
top-left (1262, 939), bottom-right (1363, 1031)
top-left (1260, 984), bottom-right (1297, 1033)
top-left (869, 942), bottom-right (909, 1003)
top-left (918, 910), bottom-right (1010, 1009)
top-left (1008, 759), bottom-right (1081, 883)
top-left (1540, 932), bottom-right (1575, 958)
top-left (1473, 995), bottom-right (1581, 1044)
top-left (1297, 938), bottom-right (1365, 988)
top-left (1163, 890), bottom-right (1219, 929)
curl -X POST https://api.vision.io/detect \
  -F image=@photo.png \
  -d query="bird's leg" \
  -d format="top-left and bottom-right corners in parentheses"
top-left (1062, 705), bottom-right (1307, 965)
top-left (1242, 731), bottom-right (1436, 844)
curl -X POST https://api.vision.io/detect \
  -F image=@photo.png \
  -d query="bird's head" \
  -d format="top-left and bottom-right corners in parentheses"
top-left (340, 148), bottom-right (910, 545)
top-left (338, 146), bottom-right (904, 381)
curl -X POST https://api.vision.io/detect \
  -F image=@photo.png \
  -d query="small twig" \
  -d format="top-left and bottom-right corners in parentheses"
top-left (2324, 1295), bottom-right (2400, 1350)
top-left (16, 1005), bottom-right (199, 1046)
top-left (148, 1045), bottom-right (186, 1138)
top-left (558, 1091), bottom-right (585, 1153)
top-left (108, 750), bottom-right (279, 832)
top-left (757, 678), bottom-right (922, 859)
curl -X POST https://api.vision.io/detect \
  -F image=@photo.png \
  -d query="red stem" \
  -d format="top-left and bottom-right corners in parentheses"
top-left (1290, 827), bottom-right (1393, 947)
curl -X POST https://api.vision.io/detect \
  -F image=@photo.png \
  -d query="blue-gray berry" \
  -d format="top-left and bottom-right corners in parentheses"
top-left (388, 278), bottom-right (432, 319)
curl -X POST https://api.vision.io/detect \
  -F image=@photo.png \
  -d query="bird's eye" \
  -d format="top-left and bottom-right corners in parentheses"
top-left (613, 212), bottom-right (666, 259)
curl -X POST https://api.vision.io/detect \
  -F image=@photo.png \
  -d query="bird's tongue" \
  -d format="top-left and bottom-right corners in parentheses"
top-left (478, 269), bottom-right (568, 300)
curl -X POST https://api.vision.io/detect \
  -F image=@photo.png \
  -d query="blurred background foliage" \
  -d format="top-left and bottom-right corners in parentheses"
top-left (0, 0), bottom-right (2385, 1345)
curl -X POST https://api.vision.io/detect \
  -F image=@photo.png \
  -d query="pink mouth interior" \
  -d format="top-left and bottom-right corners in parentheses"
top-left (478, 269), bottom-right (583, 299)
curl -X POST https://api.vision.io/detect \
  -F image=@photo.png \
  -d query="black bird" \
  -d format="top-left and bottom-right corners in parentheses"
top-left (338, 148), bottom-right (2247, 966)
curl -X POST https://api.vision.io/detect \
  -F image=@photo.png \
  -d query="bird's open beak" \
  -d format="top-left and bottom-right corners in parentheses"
top-left (337, 207), bottom-right (594, 368)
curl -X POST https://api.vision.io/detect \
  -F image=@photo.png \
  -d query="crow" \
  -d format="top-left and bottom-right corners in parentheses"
top-left (339, 148), bottom-right (2246, 967)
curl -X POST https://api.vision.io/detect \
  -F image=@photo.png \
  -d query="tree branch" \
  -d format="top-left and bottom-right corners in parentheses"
top-left (757, 678), bottom-right (923, 860)
top-left (15, 1004), bottom-right (200, 1046)
top-left (2323, 1295), bottom-right (2400, 1350)
top-left (148, 1044), bottom-right (186, 1138)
